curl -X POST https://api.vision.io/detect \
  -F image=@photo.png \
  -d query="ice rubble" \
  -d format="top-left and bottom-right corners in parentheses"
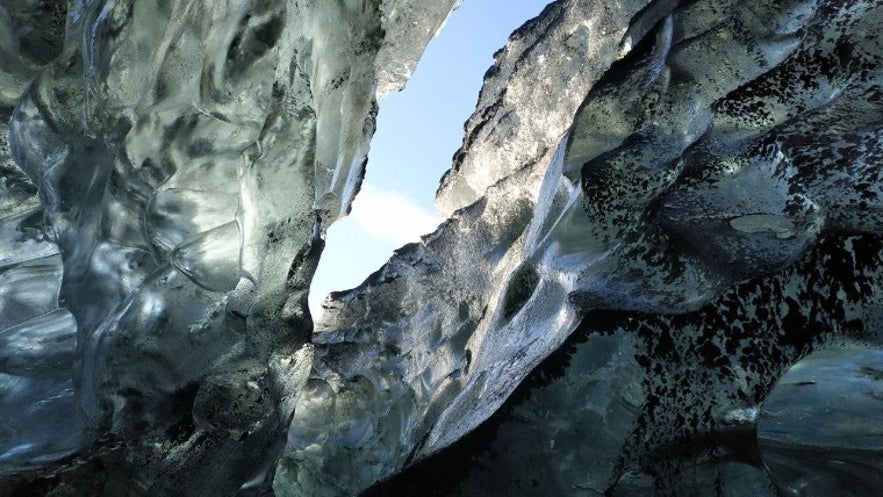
top-left (2, 0), bottom-right (883, 496)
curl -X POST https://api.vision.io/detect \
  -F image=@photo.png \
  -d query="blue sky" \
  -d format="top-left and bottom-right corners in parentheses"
top-left (310, 1), bottom-right (551, 316)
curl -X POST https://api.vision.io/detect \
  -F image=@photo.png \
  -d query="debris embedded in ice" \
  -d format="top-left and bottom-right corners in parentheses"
top-left (2, 0), bottom-right (883, 495)
top-left (288, 0), bottom-right (883, 494)
top-left (758, 345), bottom-right (883, 497)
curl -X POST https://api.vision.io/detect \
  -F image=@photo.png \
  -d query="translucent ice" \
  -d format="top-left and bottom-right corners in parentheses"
top-left (759, 345), bottom-right (883, 497)
top-left (286, 0), bottom-right (883, 494)
top-left (1, 0), bottom-right (456, 494)
top-left (3, 0), bottom-right (883, 495)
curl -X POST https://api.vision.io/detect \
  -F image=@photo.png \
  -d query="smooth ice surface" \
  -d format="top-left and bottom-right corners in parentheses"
top-left (2, 0), bottom-right (883, 496)
top-left (759, 345), bottom-right (883, 496)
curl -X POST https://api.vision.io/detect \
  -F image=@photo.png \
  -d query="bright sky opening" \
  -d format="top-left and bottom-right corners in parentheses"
top-left (309, 1), bottom-right (551, 318)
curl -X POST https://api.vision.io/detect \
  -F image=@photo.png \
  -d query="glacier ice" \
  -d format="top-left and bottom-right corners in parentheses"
top-left (288, 0), bottom-right (883, 495)
top-left (2, 0), bottom-right (883, 496)
top-left (759, 345), bottom-right (883, 497)
top-left (1, 0), bottom-right (457, 494)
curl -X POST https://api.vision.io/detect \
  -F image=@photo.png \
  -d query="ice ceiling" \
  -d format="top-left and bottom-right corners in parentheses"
top-left (1, 1), bottom-right (882, 496)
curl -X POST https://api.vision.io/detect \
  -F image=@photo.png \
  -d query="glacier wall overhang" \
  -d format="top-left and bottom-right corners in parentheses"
top-left (2, 0), bottom-right (883, 496)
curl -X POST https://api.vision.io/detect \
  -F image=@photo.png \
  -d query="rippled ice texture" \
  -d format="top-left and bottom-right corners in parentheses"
top-left (1, 0), bottom-right (456, 494)
top-left (290, 0), bottom-right (883, 495)
top-left (3, 0), bottom-right (883, 496)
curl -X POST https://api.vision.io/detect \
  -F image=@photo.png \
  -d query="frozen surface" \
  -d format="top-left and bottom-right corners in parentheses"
top-left (1, 0), bottom-right (455, 494)
top-left (0, 0), bottom-right (79, 477)
top-left (2, 0), bottom-right (883, 496)
top-left (759, 345), bottom-right (883, 497)
top-left (291, 0), bottom-right (883, 495)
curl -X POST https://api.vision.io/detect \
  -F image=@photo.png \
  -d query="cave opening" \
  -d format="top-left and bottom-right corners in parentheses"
top-left (308, 0), bottom-right (551, 318)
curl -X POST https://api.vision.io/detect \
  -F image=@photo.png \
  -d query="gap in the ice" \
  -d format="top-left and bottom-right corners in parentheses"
top-left (308, 1), bottom-right (551, 319)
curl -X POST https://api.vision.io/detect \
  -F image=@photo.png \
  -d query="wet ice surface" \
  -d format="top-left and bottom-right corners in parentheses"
top-left (758, 345), bottom-right (883, 497)
top-left (2, 0), bottom-right (883, 496)
top-left (1, 0), bottom-right (457, 494)
top-left (296, 0), bottom-right (883, 495)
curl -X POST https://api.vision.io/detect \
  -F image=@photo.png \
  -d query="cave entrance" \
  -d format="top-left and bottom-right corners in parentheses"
top-left (308, 0), bottom-right (550, 318)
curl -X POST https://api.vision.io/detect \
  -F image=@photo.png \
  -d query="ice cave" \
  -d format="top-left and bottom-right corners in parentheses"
top-left (1, 0), bottom-right (882, 495)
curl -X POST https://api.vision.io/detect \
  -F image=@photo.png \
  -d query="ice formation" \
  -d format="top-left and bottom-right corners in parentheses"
top-left (1, 0), bottom-right (458, 494)
top-left (2, 0), bottom-right (883, 496)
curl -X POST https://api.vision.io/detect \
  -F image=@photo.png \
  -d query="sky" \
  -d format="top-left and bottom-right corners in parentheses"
top-left (309, 1), bottom-right (551, 317)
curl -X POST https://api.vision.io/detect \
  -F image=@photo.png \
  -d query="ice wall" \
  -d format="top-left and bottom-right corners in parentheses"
top-left (289, 0), bottom-right (883, 495)
top-left (1, 0), bottom-right (456, 494)
top-left (2, 0), bottom-right (883, 496)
